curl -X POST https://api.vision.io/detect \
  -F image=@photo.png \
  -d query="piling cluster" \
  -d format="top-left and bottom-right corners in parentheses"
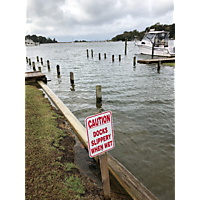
top-left (26, 39), bottom-right (163, 109)
top-left (87, 49), bottom-right (126, 63)
top-left (86, 48), bottom-right (137, 67)
top-left (26, 56), bottom-right (76, 91)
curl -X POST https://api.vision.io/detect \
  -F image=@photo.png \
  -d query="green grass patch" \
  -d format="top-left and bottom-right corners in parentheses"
top-left (163, 62), bottom-right (175, 67)
top-left (25, 85), bottom-right (85, 199)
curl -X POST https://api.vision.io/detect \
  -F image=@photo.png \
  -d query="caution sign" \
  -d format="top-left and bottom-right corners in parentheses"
top-left (85, 111), bottom-right (114, 158)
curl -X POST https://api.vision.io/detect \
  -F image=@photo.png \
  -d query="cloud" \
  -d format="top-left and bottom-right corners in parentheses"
top-left (26, 0), bottom-right (174, 41)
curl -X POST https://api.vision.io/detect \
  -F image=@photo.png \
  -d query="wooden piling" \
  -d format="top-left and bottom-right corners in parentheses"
top-left (112, 55), bottom-right (114, 62)
top-left (70, 72), bottom-right (74, 85)
top-left (87, 49), bottom-right (89, 58)
top-left (99, 53), bottom-right (101, 60)
top-left (119, 55), bottom-right (121, 62)
top-left (100, 153), bottom-right (111, 200)
top-left (37, 56), bottom-right (39, 62)
top-left (133, 56), bottom-right (136, 66)
top-left (91, 49), bottom-right (93, 58)
top-left (26, 57), bottom-right (28, 63)
top-left (152, 42), bottom-right (155, 59)
top-left (32, 62), bottom-right (36, 71)
top-left (47, 60), bottom-right (50, 69)
top-left (96, 85), bottom-right (102, 108)
top-left (125, 39), bottom-right (127, 55)
top-left (56, 65), bottom-right (60, 76)
top-left (157, 60), bottom-right (161, 72)
top-left (40, 57), bottom-right (43, 65)
top-left (38, 66), bottom-right (41, 72)
top-left (70, 72), bottom-right (75, 91)
top-left (29, 58), bottom-right (31, 65)
top-left (104, 53), bottom-right (106, 59)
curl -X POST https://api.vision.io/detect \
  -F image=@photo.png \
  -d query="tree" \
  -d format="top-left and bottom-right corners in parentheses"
top-left (25, 35), bottom-right (58, 43)
top-left (111, 23), bottom-right (175, 41)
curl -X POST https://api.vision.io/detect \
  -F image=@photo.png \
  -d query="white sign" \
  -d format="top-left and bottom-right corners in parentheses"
top-left (85, 111), bottom-right (114, 158)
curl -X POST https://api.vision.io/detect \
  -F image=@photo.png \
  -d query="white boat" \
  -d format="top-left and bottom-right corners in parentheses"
top-left (135, 29), bottom-right (175, 57)
top-left (25, 39), bottom-right (40, 46)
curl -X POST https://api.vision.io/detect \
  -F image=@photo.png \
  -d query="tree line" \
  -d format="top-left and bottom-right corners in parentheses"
top-left (111, 23), bottom-right (175, 41)
top-left (25, 35), bottom-right (58, 44)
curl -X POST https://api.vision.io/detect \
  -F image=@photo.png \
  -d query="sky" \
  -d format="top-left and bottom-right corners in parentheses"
top-left (26, 0), bottom-right (174, 42)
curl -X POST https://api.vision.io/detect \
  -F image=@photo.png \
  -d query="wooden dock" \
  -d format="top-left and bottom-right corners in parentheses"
top-left (25, 71), bottom-right (47, 87)
top-left (137, 57), bottom-right (175, 64)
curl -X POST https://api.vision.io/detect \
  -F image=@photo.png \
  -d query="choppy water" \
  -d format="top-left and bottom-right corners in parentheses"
top-left (26, 41), bottom-right (175, 200)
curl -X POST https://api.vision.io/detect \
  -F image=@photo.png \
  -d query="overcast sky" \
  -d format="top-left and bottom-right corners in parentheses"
top-left (26, 0), bottom-right (174, 42)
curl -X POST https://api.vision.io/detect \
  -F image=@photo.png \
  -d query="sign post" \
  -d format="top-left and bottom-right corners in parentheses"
top-left (85, 111), bottom-right (114, 199)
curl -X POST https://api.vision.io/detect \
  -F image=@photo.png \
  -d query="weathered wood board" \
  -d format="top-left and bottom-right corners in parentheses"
top-left (137, 57), bottom-right (175, 64)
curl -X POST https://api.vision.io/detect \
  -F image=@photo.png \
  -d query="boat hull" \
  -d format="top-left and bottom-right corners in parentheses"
top-left (136, 44), bottom-right (175, 57)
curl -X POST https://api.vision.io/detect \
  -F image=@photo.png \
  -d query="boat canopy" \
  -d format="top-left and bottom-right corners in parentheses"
top-left (143, 31), bottom-right (169, 47)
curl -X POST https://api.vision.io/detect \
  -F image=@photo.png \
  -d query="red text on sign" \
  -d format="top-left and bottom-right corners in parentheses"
top-left (88, 114), bottom-right (110, 129)
top-left (91, 144), bottom-right (104, 154)
top-left (91, 134), bottom-right (111, 146)
top-left (93, 127), bottom-right (108, 137)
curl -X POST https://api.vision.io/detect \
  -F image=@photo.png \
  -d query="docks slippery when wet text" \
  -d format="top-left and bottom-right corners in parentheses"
top-left (91, 126), bottom-right (112, 154)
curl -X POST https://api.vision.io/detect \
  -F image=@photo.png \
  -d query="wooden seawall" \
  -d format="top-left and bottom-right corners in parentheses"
top-left (37, 80), bottom-right (158, 200)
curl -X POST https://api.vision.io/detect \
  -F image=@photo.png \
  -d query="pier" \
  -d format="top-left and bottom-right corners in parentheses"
top-left (25, 71), bottom-right (47, 87)
top-left (137, 57), bottom-right (175, 64)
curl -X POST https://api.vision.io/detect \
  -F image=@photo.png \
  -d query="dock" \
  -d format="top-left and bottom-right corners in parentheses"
top-left (137, 57), bottom-right (175, 64)
top-left (25, 71), bottom-right (47, 87)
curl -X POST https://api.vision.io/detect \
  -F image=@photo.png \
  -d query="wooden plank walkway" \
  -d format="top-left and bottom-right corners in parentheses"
top-left (137, 57), bottom-right (175, 64)
top-left (25, 71), bottom-right (46, 79)
top-left (25, 71), bottom-right (47, 87)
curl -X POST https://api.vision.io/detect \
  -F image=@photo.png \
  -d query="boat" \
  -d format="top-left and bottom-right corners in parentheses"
top-left (135, 29), bottom-right (175, 57)
top-left (25, 39), bottom-right (40, 46)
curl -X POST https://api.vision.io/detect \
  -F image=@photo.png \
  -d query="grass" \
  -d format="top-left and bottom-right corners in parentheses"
top-left (25, 85), bottom-right (85, 199)
top-left (162, 62), bottom-right (175, 67)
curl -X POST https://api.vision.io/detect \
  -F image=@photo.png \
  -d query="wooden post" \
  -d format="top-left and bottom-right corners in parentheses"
top-left (87, 49), bottom-right (89, 58)
top-left (70, 72), bottom-right (75, 91)
top-left (29, 58), bottom-right (31, 65)
top-left (38, 66), bottom-right (41, 71)
top-left (152, 42), bottom-right (155, 59)
top-left (91, 49), bottom-right (93, 58)
top-left (26, 57), bottom-right (28, 63)
top-left (70, 72), bottom-right (74, 85)
top-left (112, 55), bottom-right (114, 62)
top-left (56, 65), bottom-right (60, 76)
top-left (99, 53), bottom-right (101, 60)
top-left (119, 55), bottom-right (121, 62)
top-left (47, 60), bottom-right (50, 70)
top-left (133, 56), bottom-right (136, 66)
top-left (104, 53), bottom-right (106, 59)
top-left (157, 60), bottom-right (161, 72)
top-left (40, 57), bottom-right (43, 65)
top-left (96, 85), bottom-right (102, 108)
top-left (37, 56), bottom-right (39, 62)
top-left (99, 153), bottom-right (111, 200)
top-left (32, 62), bottom-right (36, 71)
top-left (125, 39), bottom-right (127, 55)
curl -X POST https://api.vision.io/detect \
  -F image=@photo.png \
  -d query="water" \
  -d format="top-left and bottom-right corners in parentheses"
top-left (26, 41), bottom-right (175, 200)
